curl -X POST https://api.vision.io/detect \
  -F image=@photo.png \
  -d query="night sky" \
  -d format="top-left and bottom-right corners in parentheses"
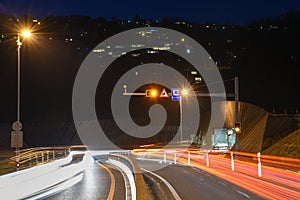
top-left (0, 0), bottom-right (300, 24)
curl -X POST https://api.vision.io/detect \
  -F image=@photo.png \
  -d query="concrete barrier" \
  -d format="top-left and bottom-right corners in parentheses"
top-left (109, 153), bottom-right (148, 200)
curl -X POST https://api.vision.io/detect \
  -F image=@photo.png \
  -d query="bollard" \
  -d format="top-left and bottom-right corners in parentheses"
top-left (231, 152), bottom-right (234, 171)
top-left (174, 152), bottom-right (177, 164)
top-left (257, 152), bottom-right (262, 177)
top-left (47, 151), bottom-right (49, 162)
top-left (53, 150), bottom-right (55, 160)
top-left (164, 152), bottom-right (167, 164)
top-left (188, 152), bottom-right (190, 165)
top-left (35, 153), bottom-right (38, 163)
top-left (41, 152), bottom-right (44, 163)
top-left (29, 155), bottom-right (32, 167)
top-left (16, 162), bottom-right (20, 171)
top-left (206, 152), bottom-right (209, 167)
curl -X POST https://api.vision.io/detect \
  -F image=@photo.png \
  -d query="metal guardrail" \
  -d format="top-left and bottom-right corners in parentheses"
top-left (10, 146), bottom-right (71, 170)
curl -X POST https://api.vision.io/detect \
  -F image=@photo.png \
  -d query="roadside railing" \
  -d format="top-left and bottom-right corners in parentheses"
top-left (134, 149), bottom-right (300, 178)
top-left (9, 146), bottom-right (71, 171)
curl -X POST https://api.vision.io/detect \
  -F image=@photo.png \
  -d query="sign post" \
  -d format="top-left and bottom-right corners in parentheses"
top-left (11, 121), bottom-right (23, 171)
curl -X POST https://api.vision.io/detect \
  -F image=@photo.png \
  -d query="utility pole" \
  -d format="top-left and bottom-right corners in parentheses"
top-left (234, 77), bottom-right (240, 152)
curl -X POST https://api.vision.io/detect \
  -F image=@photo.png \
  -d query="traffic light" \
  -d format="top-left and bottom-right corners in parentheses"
top-left (234, 122), bottom-right (241, 133)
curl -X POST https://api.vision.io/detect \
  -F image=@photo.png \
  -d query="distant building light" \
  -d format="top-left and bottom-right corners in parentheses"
top-left (147, 50), bottom-right (158, 54)
top-left (132, 44), bottom-right (144, 48)
top-left (190, 70), bottom-right (198, 75)
top-left (33, 19), bottom-right (38, 23)
top-left (152, 46), bottom-right (170, 51)
top-left (93, 49), bottom-right (105, 53)
top-left (195, 77), bottom-right (202, 83)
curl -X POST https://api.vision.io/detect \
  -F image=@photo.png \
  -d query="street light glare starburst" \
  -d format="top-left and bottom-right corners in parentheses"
top-left (181, 89), bottom-right (188, 96)
top-left (21, 30), bottom-right (31, 38)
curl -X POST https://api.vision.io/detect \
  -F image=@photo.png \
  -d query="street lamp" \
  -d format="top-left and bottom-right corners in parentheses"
top-left (17, 29), bottom-right (31, 122)
top-left (12, 29), bottom-right (31, 170)
top-left (179, 88), bottom-right (189, 142)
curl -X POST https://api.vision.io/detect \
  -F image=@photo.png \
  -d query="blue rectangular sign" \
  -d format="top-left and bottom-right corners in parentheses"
top-left (171, 88), bottom-right (180, 101)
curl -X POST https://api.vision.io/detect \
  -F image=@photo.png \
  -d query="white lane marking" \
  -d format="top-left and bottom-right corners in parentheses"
top-left (141, 168), bottom-right (182, 200)
top-left (218, 181), bottom-right (226, 186)
top-left (236, 190), bottom-right (250, 198)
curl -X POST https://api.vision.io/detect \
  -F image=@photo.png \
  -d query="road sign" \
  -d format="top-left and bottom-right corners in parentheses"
top-left (11, 130), bottom-right (23, 148)
top-left (172, 88), bottom-right (180, 101)
top-left (145, 90), bottom-right (151, 97)
top-left (12, 121), bottom-right (22, 131)
top-left (160, 88), bottom-right (169, 98)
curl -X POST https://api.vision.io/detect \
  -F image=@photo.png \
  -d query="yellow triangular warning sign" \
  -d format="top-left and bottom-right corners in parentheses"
top-left (160, 88), bottom-right (169, 98)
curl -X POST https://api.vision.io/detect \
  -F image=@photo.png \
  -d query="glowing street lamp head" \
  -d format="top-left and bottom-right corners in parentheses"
top-left (150, 89), bottom-right (158, 97)
top-left (21, 30), bottom-right (31, 38)
top-left (181, 89), bottom-right (188, 96)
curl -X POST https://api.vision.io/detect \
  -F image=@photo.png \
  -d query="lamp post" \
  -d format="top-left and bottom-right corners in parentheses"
top-left (179, 89), bottom-right (188, 142)
top-left (12, 30), bottom-right (31, 170)
top-left (17, 30), bottom-right (31, 122)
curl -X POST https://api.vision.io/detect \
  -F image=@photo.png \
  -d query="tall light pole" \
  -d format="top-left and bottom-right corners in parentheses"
top-left (180, 89), bottom-right (188, 142)
top-left (17, 30), bottom-right (31, 122)
top-left (234, 76), bottom-right (240, 153)
top-left (12, 30), bottom-right (31, 170)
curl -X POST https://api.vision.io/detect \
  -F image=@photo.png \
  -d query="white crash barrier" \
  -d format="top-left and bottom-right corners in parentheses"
top-left (0, 151), bottom-right (93, 200)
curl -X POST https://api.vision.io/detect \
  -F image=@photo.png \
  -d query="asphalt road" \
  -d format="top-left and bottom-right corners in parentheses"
top-left (138, 159), bottom-right (264, 200)
top-left (46, 160), bottom-right (125, 200)
top-left (36, 155), bottom-right (266, 200)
